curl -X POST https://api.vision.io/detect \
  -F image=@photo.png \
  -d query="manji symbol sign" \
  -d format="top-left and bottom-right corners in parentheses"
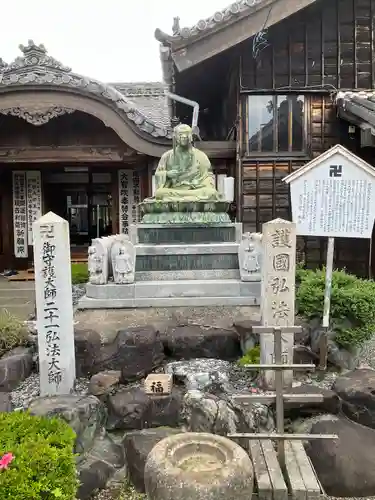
top-left (329, 164), bottom-right (342, 177)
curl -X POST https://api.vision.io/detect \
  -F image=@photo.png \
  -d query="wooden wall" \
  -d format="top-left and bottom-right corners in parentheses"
top-left (237, 0), bottom-right (375, 276)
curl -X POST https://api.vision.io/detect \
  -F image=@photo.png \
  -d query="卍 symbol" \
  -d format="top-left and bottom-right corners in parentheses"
top-left (329, 165), bottom-right (342, 177)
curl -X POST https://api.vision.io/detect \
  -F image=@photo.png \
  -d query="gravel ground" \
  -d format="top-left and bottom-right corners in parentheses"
top-left (72, 284), bottom-right (86, 307)
top-left (10, 374), bottom-right (90, 410)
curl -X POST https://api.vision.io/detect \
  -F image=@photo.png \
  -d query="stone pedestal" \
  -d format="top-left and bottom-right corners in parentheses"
top-left (79, 222), bottom-right (261, 309)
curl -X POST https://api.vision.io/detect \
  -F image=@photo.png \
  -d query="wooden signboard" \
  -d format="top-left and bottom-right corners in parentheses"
top-left (144, 374), bottom-right (173, 395)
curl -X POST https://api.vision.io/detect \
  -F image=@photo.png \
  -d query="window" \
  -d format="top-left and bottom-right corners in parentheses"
top-left (247, 95), bottom-right (306, 154)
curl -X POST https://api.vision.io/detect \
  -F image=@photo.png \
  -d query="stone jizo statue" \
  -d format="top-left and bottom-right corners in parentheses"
top-left (153, 124), bottom-right (222, 202)
top-left (88, 245), bottom-right (105, 285)
top-left (238, 232), bottom-right (263, 282)
top-left (111, 238), bottom-right (135, 284)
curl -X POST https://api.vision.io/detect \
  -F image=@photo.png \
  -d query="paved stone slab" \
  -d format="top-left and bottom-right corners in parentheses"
top-left (0, 277), bottom-right (35, 320)
top-left (74, 306), bottom-right (260, 344)
top-left (85, 280), bottom-right (260, 300)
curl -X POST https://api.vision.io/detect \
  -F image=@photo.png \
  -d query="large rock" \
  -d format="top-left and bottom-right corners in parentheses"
top-left (306, 415), bottom-right (375, 497)
top-left (163, 325), bottom-right (241, 361)
top-left (149, 388), bottom-right (183, 428)
top-left (77, 432), bottom-right (126, 499)
top-left (97, 326), bottom-right (164, 382)
top-left (88, 371), bottom-right (121, 397)
top-left (166, 359), bottom-right (230, 392)
top-left (282, 384), bottom-right (340, 419)
top-left (29, 394), bottom-right (106, 455)
top-left (0, 392), bottom-right (12, 412)
top-left (74, 328), bottom-right (102, 377)
top-left (233, 319), bottom-right (261, 353)
top-left (307, 318), bottom-right (361, 370)
top-left (333, 368), bottom-right (375, 428)
top-left (106, 385), bottom-right (183, 430)
top-left (0, 347), bottom-right (33, 391)
top-left (182, 390), bottom-right (273, 435)
top-left (123, 428), bottom-right (182, 492)
top-left (144, 432), bottom-right (254, 500)
top-left (106, 386), bottom-right (151, 431)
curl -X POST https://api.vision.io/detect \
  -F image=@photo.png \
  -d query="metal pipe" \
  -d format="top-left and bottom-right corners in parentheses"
top-left (164, 91), bottom-right (200, 138)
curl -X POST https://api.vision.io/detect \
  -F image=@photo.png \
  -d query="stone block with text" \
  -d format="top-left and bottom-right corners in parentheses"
top-left (33, 212), bottom-right (76, 396)
top-left (260, 218), bottom-right (297, 388)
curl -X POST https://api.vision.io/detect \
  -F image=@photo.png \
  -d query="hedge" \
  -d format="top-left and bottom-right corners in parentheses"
top-left (296, 267), bottom-right (375, 349)
top-left (0, 412), bottom-right (78, 499)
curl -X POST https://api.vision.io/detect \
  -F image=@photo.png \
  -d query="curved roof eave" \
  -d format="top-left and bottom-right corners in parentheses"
top-left (0, 40), bottom-right (173, 157)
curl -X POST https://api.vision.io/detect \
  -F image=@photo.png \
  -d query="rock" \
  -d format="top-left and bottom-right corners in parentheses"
top-left (77, 432), bottom-right (126, 499)
top-left (182, 390), bottom-right (273, 435)
top-left (307, 318), bottom-right (360, 370)
top-left (77, 461), bottom-right (113, 500)
top-left (144, 432), bottom-right (254, 500)
top-left (295, 316), bottom-right (317, 345)
top-left (29, 394), bottom-right (106, 455)
top-left (88, 371), bottom-right (121, 397)
top-left (233, 319), bottom-right (261, 353)
top-left (293, 345), bottom-right (319, 365)
top-left (106, 384), bottom-right (183, 431)
top-left (0, 392), bottom-right (12, 412)
top-left (0, 347), bottom-right (33, 391)
top-left (74, 329), bottom-right (102, 377)
top-left (166, 359), bottom-right (230, 392)
top-left (164, 325), bottom-right (241, 361)
top-left (149, 388), bottom-right (183, 428)
top-left (306, 415), bottom-right (375, 497)
top-left (106, 386), bottom-right (151, 431)
top-left (282, 384), bottom-right (340, 419)
top-left (97, 326), bottom-right (164, 382)
top-left (123, 427), bottom-right (182, 492)
top-left (333, 368), bottom-right (375, 428)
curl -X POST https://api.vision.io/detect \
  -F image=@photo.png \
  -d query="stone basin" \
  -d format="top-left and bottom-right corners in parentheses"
top-left (139, 200), bottom-right (230, 214)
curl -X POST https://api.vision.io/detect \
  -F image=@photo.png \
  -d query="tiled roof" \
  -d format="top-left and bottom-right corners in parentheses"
top-left (336, 91), bottom-right (375, 133)
top-left (111, 82), bottom-right (171, 131)
top-left (155, 0), bottom-right (264, 43)
top-left (0, 41), bottom-right (172, 139)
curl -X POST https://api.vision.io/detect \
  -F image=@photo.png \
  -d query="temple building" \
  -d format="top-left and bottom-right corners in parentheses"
top-left (1, 0), bottom-right (375, 276)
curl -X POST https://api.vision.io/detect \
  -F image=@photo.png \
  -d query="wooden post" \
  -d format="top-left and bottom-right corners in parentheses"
top-left (274, 327), bottom-right (285, 468)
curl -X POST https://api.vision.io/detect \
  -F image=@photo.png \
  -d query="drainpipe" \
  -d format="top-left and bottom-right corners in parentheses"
top-left (164, 91), bottom-right (201, 139)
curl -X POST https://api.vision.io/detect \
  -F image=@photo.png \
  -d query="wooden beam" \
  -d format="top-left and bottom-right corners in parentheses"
top-left (233, 394), bottom-right (323, 404)
top-left (172, 0), bottom-right (318, 71)
top-left (228, 433), bottom-right (338, 440)
top-left (241, 363), bottom-right (315, 370)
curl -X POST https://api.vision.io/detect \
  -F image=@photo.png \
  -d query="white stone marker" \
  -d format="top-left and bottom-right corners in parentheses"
top-left (260, 218), bottom-right (297, 388)
top-left (33, 212), bottom-right (76, 396)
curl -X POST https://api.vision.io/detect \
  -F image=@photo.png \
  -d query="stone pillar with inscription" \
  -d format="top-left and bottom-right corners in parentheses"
top-left (33, 212), bottom-right (76, 396)
top-left (260, 218), bottom-right (296, 388)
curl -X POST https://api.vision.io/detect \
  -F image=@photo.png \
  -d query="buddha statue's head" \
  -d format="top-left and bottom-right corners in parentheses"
top-left (173, 124), bottom-right (193, 150)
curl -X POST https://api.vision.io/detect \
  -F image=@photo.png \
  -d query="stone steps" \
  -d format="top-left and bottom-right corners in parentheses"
top-left (79, 279), bottom-right (260, 309)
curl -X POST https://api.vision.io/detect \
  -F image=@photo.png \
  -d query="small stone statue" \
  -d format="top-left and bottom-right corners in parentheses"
top-left (88, 245), bottom-right (106, 285)
top-left (148, 124), bottom-right (223, 203)
top-left (238, 232), bottom-right (263, 282)
top-left (111, 238), bottom-right (135, 284)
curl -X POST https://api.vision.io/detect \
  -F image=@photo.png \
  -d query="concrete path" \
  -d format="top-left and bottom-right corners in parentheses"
top-left (0, 277), bottom-right (35, 320)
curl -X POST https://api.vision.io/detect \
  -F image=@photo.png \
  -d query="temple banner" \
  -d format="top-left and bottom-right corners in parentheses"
top-left (118, 170), bottom-right (141, 234)
top-left (12, 171), bottom-right (28, 258)
top-left (26, 171), bottom-right (43, 245)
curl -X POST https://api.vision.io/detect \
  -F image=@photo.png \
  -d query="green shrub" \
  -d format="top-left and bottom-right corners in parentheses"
top-left (238, 345), bottom-right (261, 366)
top-left (296, 267), bottom-right (375, 349)
top-left (0, 309), bottom-right (29, 357)
top-left (0, 412), bottom-right (78, 499)
top-left (71, 263), bottom-right (89, 284)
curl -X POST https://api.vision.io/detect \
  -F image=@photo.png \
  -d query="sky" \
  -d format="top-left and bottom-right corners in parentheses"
top-left (0, 0), bottom-right (230, 83)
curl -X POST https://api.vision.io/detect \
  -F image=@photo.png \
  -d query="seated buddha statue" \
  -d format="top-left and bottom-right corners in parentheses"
top-left (153, 124), bottom-right (223, 202)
